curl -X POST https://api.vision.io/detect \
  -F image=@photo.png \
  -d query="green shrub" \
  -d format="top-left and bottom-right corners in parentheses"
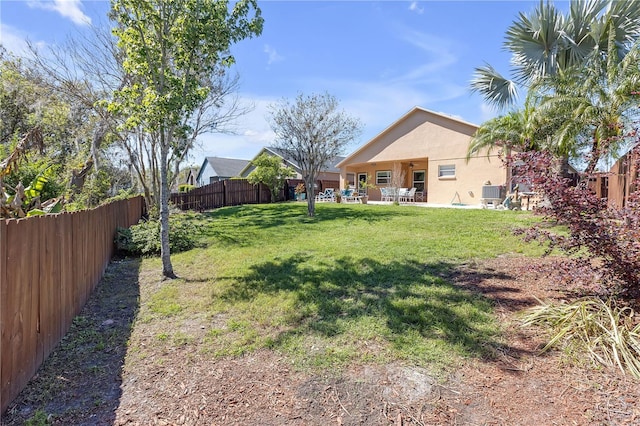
top-left (178, 184), bottom-right (195, 193)
top-left (115, 216), bottom-right (201, 255)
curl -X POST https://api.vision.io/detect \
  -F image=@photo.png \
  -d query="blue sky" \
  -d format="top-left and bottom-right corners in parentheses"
top-left (1, 0), bottom-right (543, 164)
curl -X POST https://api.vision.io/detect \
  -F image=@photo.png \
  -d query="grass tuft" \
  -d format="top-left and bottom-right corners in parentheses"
top-left (522, 297), bottom-right (640, 378)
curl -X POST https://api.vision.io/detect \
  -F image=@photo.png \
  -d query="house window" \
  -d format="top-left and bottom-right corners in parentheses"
top-left (438, 164), bottom-right (456, 178)
top-left (376, 170), bottom-right (391, 185)
top-left (346, 173), bottom-right (356, 187)
top-left (358, 173), bottom-right (368, 195)
top-left (412, 170), bottom-right (425, 191)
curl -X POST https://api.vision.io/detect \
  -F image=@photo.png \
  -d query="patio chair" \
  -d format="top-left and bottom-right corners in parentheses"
top-left (340, 188), bottom-right (360, 203)
top-left (397, 188), bottom-right (409, 202)
top-left (380, 187), bottom-right (393, 202)
top-left (401, 187), bottom-right (417, 203)
top-left (315, 188), bottom-right (335, 202)
top-left (324, 188), bottom-right (335, 202)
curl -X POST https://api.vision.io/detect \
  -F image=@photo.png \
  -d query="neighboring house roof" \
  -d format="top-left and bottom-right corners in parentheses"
top-left (239, 146), bottom-right (345, 176)
top-left (185, 167), bottom-right (198, 182)
top-left (196, 156), bottom-right (250, 182)
top-left (336, 106), bottom-right (478, 168)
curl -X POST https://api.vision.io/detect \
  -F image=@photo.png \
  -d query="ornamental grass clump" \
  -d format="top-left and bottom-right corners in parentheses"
top-left (522, 297), bottom-right (640, 378)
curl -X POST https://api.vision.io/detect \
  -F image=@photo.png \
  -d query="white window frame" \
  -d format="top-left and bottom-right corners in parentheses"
top-left (376, 170), bottom-right (391, 185)
top-left (438, 164), bottom-right (456, 179)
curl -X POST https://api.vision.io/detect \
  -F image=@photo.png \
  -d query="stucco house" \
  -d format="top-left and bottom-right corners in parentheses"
top-left (239, 146), bottom-right (344, 182)
top-left (336, 106), bottom-right (509, 205)
top-left (196, 156), bottom-right (250, 186)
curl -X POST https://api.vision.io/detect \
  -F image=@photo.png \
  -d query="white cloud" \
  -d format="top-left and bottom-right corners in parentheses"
top-left (264, 44), bottom-right (284, 66)
top-left (392, 28), bottom-right (457, 82)
top-left (27, 0), bottom-right (91, 26)
top-left (409, 1), bottom-right (424, 15)
top-left (0, 23), bottom-right (46, 55)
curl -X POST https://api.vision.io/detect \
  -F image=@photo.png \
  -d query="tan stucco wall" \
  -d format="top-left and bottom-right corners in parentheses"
top-left (428, 154), bottom-right (505, 205)
top-left (339, 109), bottom-right (508, 205)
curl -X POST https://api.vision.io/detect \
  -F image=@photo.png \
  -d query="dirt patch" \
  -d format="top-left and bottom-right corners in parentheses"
top-left (3, 256), bottom-right (640, 425)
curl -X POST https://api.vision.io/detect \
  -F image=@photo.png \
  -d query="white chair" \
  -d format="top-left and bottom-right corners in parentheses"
top-left (397, 188), bottom-right (409, 202)
top-left (380, 187), bottom-right (393, 202)
top-left (315, 188), bottom-right (335, 202)
top-left (402, 188), bottom-right (417, 203)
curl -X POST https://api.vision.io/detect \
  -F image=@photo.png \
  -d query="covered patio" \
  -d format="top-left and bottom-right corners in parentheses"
top-left (338, 158), bottom-right (428, 202)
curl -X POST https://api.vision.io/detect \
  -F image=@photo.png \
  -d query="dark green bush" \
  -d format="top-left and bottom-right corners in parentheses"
top-left (115, 216), bottom-right (201, 256)
top-left (178, 184), bottom-right (195, 193)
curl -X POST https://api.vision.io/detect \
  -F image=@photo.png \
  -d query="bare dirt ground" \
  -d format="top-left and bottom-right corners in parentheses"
top-left (3, 256), bottom-right (640, 426)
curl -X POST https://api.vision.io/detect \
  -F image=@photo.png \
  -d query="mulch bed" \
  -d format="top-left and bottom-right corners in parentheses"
top-left (3, 256), bottom-right (640, 425)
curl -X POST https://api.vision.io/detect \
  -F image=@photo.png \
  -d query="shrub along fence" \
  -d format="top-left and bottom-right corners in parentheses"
top-left (0, 196), bottom-right (145, 414)
top-left (170, 178), bottom-right (341, 211)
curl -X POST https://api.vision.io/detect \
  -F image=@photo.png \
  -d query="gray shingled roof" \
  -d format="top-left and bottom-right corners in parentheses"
top-left (265, 147), bottom-right (345, 172)
top-left (204, 157), bottom-right (250, 178)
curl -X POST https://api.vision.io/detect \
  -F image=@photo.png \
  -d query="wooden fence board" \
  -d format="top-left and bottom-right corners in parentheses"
top-left (170, 178), bottom-right (325, 212)
top-left (0, 196), bottom-right (145, 414)
top-left (4, 220), bottom-right (29, 409)
top-left (0, 220), bottom-right (7, 412)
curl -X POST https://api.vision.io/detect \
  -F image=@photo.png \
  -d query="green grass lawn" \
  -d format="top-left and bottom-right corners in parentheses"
top-left (137, 203), bottom-right (544, 374)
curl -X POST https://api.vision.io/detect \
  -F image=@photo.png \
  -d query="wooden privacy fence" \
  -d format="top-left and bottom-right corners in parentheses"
top-left (170, 178), bottom-right (341, 211)
top-left (171, 179), bottom-right (273, 211)
top-left (0, 196), bottom-right (145, 414)
top-left (588, 149), bottom-right (638, 208)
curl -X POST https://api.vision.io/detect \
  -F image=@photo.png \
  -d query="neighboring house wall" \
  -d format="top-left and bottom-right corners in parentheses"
top-left (338, 107), bottom-right (507, 205)
top-left (197, 162), bottom-right (218, 186)
top-left (196, 157), bottom-right (249, 187)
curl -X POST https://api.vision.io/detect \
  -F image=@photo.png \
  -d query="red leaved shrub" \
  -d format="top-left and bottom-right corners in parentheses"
top-left (506, 146), bottom-right (640, 301)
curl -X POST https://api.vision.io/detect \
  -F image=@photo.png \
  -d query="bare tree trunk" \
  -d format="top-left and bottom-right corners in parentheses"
top-left (68, 159), bottom-right (94, 197)
top-left (160, 129), bottom-right (176, 279)
top-left (305, 177), bottom-right (316, 217)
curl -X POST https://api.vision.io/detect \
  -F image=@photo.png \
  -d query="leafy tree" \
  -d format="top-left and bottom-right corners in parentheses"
top-left (0, 53), bottom-right (82, 215)
top-left (268, 92), bottom-right (362, 217)
top-left (109, 0), bottom-right (263, 278)
top-left (246, 153), bottom-right (295, 202)
top-left (468, 100), bottom-right (543, 157)
top-left (470, 0), bottom-right (640, 109)
top-left (531, 34), bottom-right (640, 175)
top-left (28, 24), bottom-right (250, 212)
top-left (470, 0), bottom-right (640, 176)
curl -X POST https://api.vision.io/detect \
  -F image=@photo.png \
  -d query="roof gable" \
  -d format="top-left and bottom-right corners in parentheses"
top-left (239, 146), bottom-right (345, 176)
top-left (337, 106), bottom-right (478, 167)
top-left (197, 156), bottom-right (249, 181)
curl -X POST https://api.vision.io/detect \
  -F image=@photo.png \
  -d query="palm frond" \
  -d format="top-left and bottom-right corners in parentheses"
top-left (469, 64), bottom-right (518, 110)
top-left (506, 2), bottom-right (565, 83)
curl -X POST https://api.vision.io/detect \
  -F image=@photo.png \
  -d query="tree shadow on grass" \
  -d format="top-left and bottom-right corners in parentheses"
top-left (1, 257), bottom-right (141, 426)
top-left (201, 203), bottom-right (407, 231)
top-left (217, 254), bottom-right (533, 364)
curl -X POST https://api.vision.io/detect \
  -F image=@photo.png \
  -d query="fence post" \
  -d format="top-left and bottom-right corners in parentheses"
top-left (223, 180), bottom-right (227, 207)
top-left (0, 219), bottom-right (5, 413)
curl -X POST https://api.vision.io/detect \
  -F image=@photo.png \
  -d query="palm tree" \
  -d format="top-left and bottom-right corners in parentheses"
top-left (468, 99), bottom-right (545, 158)
top-left (532, 32), bottom-right (640, 174)
top-left (470, 0), bottom-right (640, 110)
